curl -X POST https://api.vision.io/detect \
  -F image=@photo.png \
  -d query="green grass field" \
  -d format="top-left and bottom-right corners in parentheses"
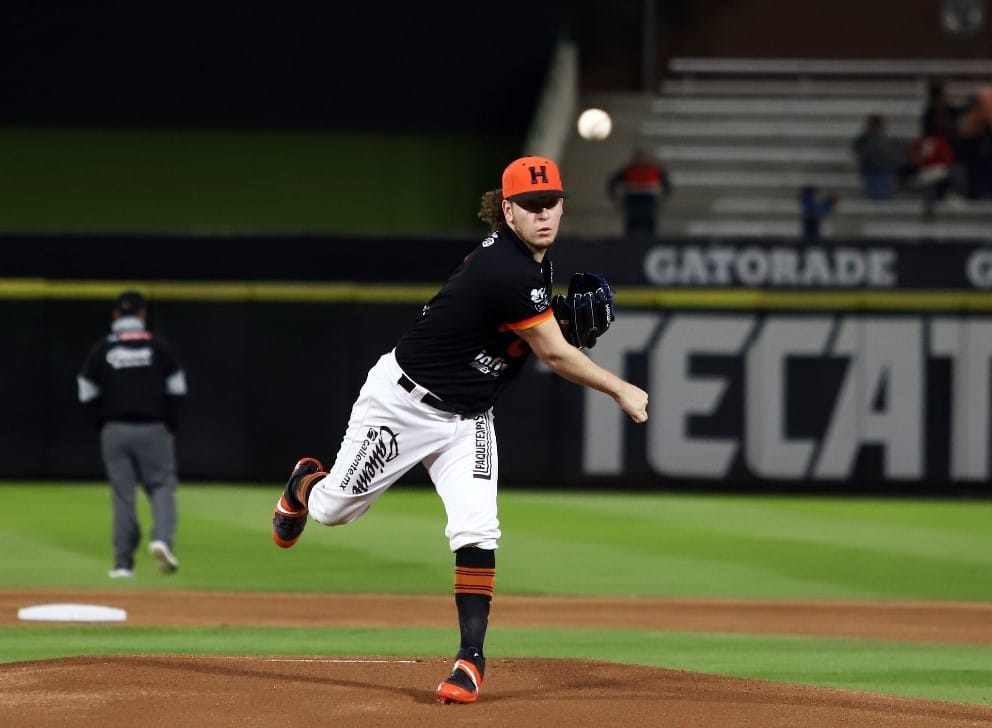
top-left (2, 482), bottom-right (992, 705)
top-left (0, 127), bottom-right (515, 235)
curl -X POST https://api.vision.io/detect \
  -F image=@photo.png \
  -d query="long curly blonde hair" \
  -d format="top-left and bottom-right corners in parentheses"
top-left (477, 189), bottom-right (505, 231)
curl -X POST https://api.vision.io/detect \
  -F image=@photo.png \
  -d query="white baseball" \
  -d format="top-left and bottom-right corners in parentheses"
top-left (577, 108), bottom-right (612, 140)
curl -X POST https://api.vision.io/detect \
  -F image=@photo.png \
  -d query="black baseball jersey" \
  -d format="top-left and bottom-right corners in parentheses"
top-left (78, 320), bottom-right (186, 427)
top-left (395, 224), bottom-right (554, 414)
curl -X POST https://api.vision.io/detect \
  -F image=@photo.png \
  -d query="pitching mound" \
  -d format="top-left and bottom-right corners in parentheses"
top-left (3, 590), bottom-right (992, 726)
top-left (5, 654), bottom-right (992, 727)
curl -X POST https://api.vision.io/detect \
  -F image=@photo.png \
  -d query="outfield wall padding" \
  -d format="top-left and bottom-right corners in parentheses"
top-left (3, 233), bottom-right (991, 495)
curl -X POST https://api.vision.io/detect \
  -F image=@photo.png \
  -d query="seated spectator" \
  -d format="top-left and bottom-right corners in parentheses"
top-left (798, 186), bottom-right (838, 241)
top-left (909, 108), bottom-right (966, 218)
top-left (851, 114), bottom-right (910, 200)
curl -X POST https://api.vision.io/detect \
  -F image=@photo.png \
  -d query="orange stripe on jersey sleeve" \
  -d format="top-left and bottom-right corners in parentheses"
top-left (499, 308), bottom-right (553, 333)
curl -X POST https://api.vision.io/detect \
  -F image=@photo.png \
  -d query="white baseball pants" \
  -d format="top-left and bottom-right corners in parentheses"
top-left (306, 349), bottom-right (500, 552)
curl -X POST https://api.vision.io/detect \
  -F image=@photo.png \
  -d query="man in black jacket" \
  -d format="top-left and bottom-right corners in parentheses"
top-left (78, 291), bottom-right (187, 578)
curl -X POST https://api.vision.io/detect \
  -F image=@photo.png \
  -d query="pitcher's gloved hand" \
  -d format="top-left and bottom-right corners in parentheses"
top-left (551, 273), bottom-right (615, 349)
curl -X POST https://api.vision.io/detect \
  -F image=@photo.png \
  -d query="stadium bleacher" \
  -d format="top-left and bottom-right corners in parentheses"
top-left (559, 57), bottom-right (992, 241)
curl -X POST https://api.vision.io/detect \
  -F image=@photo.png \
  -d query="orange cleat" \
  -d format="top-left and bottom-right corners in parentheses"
top-left (436, 655), bottom-right (484, 704)
top-left (271, 457), bottom-right (324, 548)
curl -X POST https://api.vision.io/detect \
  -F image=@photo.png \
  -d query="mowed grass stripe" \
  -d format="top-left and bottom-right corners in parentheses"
top-left (3, 484), bottom-right (992, 601)
top-left (499, 492), bottom-right (992, 600)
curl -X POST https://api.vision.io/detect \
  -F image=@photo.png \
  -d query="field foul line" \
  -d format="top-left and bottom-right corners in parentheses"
top-left (261, 658), bottom-right (420, 664)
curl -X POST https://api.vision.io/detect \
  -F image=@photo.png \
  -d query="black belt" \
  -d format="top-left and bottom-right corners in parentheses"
top-left (397, 374), bottom-right (448, 411)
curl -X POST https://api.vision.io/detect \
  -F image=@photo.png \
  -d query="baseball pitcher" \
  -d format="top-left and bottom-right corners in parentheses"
top-left (271, 156), bottom-right (648, 704)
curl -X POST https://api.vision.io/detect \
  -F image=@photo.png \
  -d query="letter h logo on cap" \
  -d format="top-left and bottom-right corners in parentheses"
top-left (502, 156), bottom-right (566, 202)
top-left (529, 166), bottom-right (549, 185)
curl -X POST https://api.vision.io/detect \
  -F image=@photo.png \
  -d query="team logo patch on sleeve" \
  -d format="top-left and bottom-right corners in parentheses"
top-left (530, 287), bottom-right (549, 311)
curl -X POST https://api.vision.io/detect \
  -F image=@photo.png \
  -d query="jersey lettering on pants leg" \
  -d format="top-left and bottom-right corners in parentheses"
top-left (340, 426), bottom-right (400, 494)
top-left (473, 415), bottom-right (493, 480)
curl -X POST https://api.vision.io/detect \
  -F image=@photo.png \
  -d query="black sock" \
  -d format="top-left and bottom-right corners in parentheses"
top-left (453, 546), bottom-right (495, 660)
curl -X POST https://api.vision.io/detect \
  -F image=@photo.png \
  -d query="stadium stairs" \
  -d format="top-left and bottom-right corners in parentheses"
top-left (559, 57), bottom-right (992, 242)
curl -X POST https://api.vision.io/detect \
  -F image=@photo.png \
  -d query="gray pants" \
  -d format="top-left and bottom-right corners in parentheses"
top-left (100, 422), bottom-right (178, 570)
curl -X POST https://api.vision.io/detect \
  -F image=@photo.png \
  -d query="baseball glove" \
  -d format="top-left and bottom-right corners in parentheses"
top-left (552, 272), bottom-right (615, 349)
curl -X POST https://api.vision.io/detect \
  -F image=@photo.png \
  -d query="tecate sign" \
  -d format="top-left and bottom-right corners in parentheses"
top-left (573, 313), bottom-right (992, 483)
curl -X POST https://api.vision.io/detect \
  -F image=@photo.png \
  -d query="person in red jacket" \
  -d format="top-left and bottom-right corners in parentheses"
top-left (909, 108), bottom-right (964, 218)
top-left (607, 149), bottom-right (672, 239)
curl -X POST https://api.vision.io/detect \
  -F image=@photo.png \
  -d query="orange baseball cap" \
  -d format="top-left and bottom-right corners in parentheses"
top-left (502, 156), bottom-right (566, 202)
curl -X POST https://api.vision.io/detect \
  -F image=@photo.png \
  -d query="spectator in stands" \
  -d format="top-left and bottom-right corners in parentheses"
top-left (909, 108), bottom-right (965, 218)
top-left (961, 86), bottom-right (992, 135)
top-left (851, 114), bottom-right (910, 200)
top-left (607, 149), bottom-right (672, 239)
top-left (956, 87), bottom-right (992, 199)
top-left (798, 186), bottom-right (838, 241)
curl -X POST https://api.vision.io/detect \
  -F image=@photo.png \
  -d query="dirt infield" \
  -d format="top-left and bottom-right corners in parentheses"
top-left (4, 590), bottom-right (992, 727)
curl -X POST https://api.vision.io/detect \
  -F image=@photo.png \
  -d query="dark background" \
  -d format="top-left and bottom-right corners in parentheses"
top-left (0, 2), bottom-right (561, 130)
top-left (0, 1), bottom-right (702, 130)
top-left (1, 2), bottom-right (987, 132)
